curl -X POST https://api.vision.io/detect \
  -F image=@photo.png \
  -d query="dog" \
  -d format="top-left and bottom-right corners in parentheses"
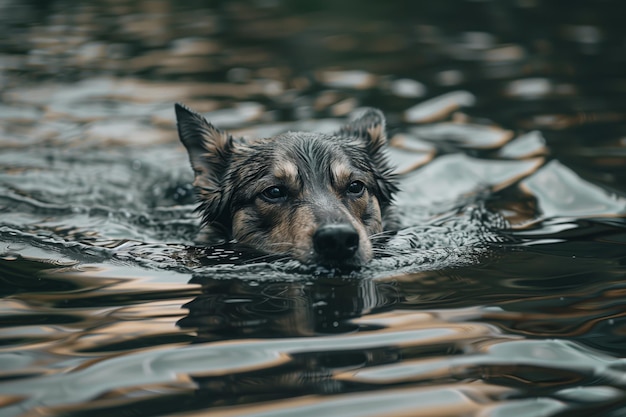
top-left (175, 103), bottom-right (399, 267)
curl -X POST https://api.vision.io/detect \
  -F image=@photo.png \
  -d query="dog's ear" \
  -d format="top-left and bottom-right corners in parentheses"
top-left (336, 108), bottom-right (388, 154)
top-left (337, 108), bottom-right (398, 208)
top-left (175, 103), bottom-right (234, 227)
top-left (175, 103), bottom-right (233, 182)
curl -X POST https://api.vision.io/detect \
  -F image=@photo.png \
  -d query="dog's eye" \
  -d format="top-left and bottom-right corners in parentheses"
top-left (261, 186), bottom-right (288, 202)
top-left (346, 180), bottom-right (365, 197)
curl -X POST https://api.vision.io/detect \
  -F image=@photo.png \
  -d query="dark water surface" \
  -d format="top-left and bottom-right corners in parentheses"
top-left (1, 1), bottom-right (626, 416)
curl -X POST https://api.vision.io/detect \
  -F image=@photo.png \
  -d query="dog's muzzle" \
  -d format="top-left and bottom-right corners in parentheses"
top-left (313, 224), bottom-right (359, 262)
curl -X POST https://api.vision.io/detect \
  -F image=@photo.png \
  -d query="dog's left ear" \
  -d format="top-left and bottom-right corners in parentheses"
top-left (336, 108), bottom-right (388, 155)
top-left (336, 108), bottom-right (398, 206)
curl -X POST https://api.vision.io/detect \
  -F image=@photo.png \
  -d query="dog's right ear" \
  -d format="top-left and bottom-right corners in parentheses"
top-left (175, 103), bottom-right (233, 183)
top-left (175, 103), bottom-right (234, 225)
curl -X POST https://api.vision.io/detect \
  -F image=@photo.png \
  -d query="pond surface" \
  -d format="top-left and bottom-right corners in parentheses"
top-left (1, 1), bottom-right (626, 416)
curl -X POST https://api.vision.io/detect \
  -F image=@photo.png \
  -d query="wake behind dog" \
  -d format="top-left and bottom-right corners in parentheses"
top-left (175, 104), bottom-right (399, 267)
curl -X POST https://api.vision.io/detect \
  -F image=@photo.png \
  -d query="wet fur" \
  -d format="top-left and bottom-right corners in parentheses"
top-left (175, 104), bottom-right (399, 266)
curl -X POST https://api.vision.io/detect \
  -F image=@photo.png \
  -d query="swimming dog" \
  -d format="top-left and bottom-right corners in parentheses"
top-left (175, 104), bottom-right (399, 267)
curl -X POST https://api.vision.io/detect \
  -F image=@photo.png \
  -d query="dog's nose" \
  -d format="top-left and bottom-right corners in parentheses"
top-left (313, 224), bottom-right (359, 261)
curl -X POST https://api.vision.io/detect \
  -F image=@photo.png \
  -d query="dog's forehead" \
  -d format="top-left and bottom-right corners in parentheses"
top-left (270, 131), bottom-right (347, 160)
top-left (275, 132), bottom-right (356, 174)
top-left (272, 159), bottom-right (299, 179)
top-left (237, 131), bottom-right (370, 186)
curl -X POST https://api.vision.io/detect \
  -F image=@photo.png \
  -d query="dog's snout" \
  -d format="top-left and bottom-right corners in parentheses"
top-left (313, 224), bottom-right (359, 261)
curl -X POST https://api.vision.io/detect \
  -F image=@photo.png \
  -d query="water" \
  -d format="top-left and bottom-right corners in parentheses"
top-left (1, 1), bottom-right (626, 416)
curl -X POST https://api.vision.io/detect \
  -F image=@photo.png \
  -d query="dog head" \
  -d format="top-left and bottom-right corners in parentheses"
top-left (175, 104), bottom-right (398, 267)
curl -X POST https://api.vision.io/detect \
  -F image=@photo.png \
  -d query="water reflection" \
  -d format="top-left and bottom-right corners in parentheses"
top-left (179, 276), bottom-right (401, 339)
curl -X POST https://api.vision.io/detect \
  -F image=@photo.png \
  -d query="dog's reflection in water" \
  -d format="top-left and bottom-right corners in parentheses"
top-left (178, 275), bottom-right (400, 340)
